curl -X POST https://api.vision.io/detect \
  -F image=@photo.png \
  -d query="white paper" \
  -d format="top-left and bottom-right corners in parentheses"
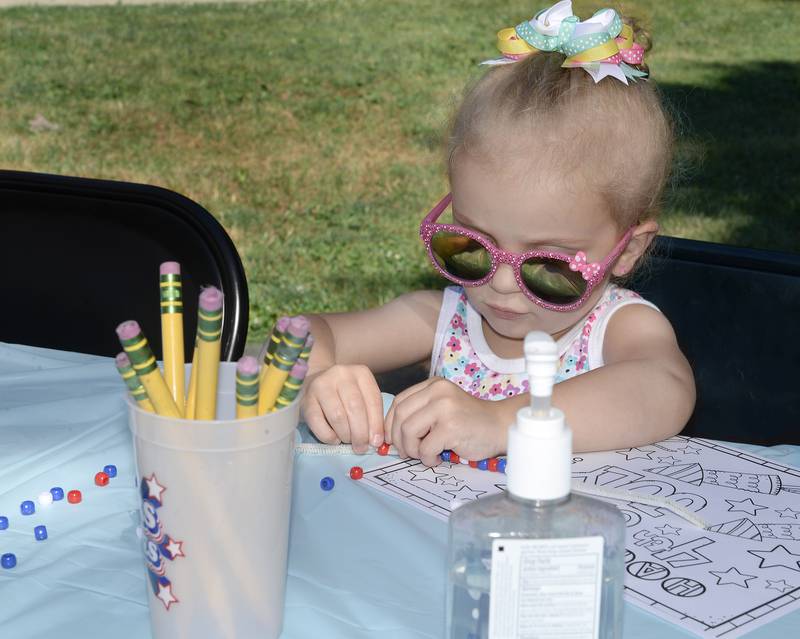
top-left (362, 436), bottom-right (800, 638)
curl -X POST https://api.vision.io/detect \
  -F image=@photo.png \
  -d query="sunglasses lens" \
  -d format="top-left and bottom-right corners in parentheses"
top-left (520, 258), bottom-right (587, 305)
top-left (430, 231), bottom-right (492, 282)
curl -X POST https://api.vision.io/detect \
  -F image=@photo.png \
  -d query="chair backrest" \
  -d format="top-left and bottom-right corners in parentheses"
top-left (630, 236), bottom-right (800, 446)
top-left (0, 170), bottom-right (248, 361)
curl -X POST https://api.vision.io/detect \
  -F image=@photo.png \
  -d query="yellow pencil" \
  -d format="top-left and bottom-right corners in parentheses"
top-left (185, 340), bottom-right (198, 420)
top-left (258, 316), bottom-right (310, 414)
top-left (115, 352), bottom-right (155, 413)
top-left (116, 321), bottom-right (181, 418)
top-left (258, 316), bottom-right (290, 381)
top-left (235, 356), bottom-right (260, 419)
top-left (194, 287), bottom-right (223, 420)
top-left (159, 262), bottom-right (185, 416)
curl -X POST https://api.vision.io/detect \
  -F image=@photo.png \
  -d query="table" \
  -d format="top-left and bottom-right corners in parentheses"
top-left (1, 342), bottom-right (799, 638)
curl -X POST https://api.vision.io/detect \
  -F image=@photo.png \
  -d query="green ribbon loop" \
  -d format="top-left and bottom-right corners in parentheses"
top-left (515, 8), bottom-right (623, 60)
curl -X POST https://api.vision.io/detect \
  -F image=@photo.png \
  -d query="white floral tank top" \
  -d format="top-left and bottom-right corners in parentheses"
top-left (429, 285), bottom-right (658, 401)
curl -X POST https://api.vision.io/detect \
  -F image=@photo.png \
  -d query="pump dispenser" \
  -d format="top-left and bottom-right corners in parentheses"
top-left (445, 331), bottom-right (625, 639)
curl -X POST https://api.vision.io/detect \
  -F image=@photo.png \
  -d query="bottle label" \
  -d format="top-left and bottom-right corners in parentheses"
top-left (488, 536), bottom-right (604, 639)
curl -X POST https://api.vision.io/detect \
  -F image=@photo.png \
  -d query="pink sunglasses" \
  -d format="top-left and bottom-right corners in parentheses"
top-left (419, 193), bottom-right (634, 312)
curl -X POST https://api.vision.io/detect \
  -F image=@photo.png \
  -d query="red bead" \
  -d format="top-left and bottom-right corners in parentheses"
top-left (450, 453), bottom-right (460, 464)
top-left (67, 490), bottom-right (82, 504)
top-left (468, 460), bottom-right (478, 468)
top-left (95, 472), bottom-right (109, 487)
top-left (377, 442), bottom-right (390, 456)
top-left (349, 466), bottom-right (364, 480)
top-left (488, 458), bottom-right (499, 472)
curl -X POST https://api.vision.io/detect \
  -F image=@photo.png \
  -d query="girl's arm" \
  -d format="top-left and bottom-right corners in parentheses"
top-left (303, 290), bottom-right (443, 451)
top-left (386, 304), bottom-right (695, 465)
top-left (551, 303), bottom-right (695, 452)
top-left (306, 289), bottom-right (443, 374)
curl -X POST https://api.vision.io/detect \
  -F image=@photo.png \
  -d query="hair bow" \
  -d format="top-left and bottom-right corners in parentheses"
top-left (568, 252), bottom-right (602, 280)
top-left (482, 0), bottom-right (648, 85)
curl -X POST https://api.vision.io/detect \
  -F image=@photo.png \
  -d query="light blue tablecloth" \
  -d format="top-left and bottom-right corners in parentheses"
top-left (1, 342), bottom-right (799, 638)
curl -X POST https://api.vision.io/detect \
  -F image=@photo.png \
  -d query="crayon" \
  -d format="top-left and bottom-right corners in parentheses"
top-left (159, 262), bottom-right (185, 416)
top-left (116, 321), bottom-right (181, 418)
top-left (273, 359), bottom-right (308, 411)
top-left (258, 315), bottom-right (310, 414)
top-left (235, 356), bottom-right (260, 419)
top-left (185, 340), bottom-right (198, 419)
top-left (194, 287), bottom-right (223, 420)
top-left (114, 352), bottom-right (155, 413)
top-left (258, 316), bottom-right (290, 373)
top-left (298, 333), bottom-right (314, 362)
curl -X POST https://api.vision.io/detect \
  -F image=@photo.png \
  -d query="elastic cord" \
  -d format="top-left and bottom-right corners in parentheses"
top-left (294, 443), bottom-right (708, 528)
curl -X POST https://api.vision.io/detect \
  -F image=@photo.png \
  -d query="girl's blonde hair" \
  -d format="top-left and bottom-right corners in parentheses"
top-left (448, 21), bottom-right (672, 230)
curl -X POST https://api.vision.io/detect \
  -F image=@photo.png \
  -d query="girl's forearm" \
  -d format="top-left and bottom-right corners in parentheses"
top-left (551, 359), bottom-right (694, 452)
top-left (305, 314), bottom-right (337, 375)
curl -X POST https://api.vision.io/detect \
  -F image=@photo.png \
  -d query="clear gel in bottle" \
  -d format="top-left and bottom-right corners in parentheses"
top-left (446, 331), bottom-right (625, 639)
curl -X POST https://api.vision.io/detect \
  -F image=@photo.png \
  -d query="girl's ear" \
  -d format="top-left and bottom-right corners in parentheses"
top-left (612, 221), bottom-right (659, 277)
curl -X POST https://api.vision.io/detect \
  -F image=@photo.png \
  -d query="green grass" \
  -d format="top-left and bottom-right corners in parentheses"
top-left (1, 0), bottom-right (798, 340)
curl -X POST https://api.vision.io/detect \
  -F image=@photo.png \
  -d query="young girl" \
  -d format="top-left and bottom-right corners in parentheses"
top-left (301, 1), bottom-right (695, 467)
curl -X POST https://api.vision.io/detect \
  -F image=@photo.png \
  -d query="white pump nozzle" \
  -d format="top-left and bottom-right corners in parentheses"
top-left (507, 331), bottom-right (571, 500)
top-left (524, 331), bottom-right (559, 416)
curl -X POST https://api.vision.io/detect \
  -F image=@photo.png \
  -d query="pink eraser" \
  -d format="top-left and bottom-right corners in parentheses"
top-left (199, 287), bottom-right (223, 312)
top-left (116, 320), bottom-right (141, 341)
top-left (115, 352), bottom-right (131, 367)
top-left (290, 359), bottom-right (308, 379)
top-left (286, 315), bottom-right (310, 339)
top-left (236, 356), bottom-right (259, 376)
top-left (160, 261), bottom-right (181, 275)
top-left (276, 316), bottom-right (290, 332)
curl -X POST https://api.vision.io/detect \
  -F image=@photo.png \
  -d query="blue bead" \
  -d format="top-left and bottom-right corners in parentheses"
top-left (34, 525), bottom-right (48, 541)
top-left (103, 465), bottom-right (118, 478)
top-left (20, 501), bottom-right (35, 516)
top-left (320, 476), bottom-right (335, 491)
top-left (0, 516), bottom-right (8, 530)
top-left (1, 553), bottom-right (16, 569)
top-left (440, 450), bottom-right (451, 462)
top-left (498, 458), bottom-right (507, 474)
top-left (50, 487), bottom-right (64, 501)
top-left (477, 459), bottom-right (489, 471)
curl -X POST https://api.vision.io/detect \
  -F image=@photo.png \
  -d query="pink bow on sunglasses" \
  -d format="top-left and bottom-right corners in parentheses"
top-left (419, 193), bottom-right (634, 312)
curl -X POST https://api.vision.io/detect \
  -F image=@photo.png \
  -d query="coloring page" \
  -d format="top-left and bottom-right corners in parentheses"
top-left (362, 436), bottom-right (800, 638)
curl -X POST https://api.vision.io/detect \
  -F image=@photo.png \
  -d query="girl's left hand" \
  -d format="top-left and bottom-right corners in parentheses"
top-left (384, 377), bottom-right (507, 467)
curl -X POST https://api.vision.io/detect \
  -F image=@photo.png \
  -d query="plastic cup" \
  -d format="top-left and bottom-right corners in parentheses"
top-left (127, 362), bottom-right (298, 639)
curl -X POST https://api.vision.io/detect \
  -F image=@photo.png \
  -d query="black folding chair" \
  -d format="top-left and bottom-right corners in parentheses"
top-left (630, 236), bottom-right (800, 445)
top-left (0, 170), bottom-right (248, 361)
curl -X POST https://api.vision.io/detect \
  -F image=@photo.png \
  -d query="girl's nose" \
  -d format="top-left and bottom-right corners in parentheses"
top-left (489, 263), bottom-right (519, 295)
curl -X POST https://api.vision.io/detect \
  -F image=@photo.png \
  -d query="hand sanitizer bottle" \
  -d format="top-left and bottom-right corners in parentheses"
top-left (446, 331), bottom-right (625, 639)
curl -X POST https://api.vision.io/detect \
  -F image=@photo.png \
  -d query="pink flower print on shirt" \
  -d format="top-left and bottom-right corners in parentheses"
top-left (490, 383), bottom-right (503, 395)
top-left (446, 336), bottom-right (462, 352)
top-left (504, 383), bottom-right (521, 397)
top-left (465, 362), bottom-right (479, 377)
top-left (451, 314), bottom-right (465, 330)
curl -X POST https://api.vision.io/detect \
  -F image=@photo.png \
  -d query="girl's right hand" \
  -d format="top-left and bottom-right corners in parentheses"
top-left (300, 364), bottom-right (385, 454)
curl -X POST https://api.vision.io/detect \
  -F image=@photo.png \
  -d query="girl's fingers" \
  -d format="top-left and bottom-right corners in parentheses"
top-left (384, 377), bottom-right (438, 445)
top-left (390, 384), bottom-right (437, 458)
top-left (337, 382), bottom-right (371, 453)
top-left (418, 426), bottom-right (450, 468)
top-left (301, 395), bottom-right (340, 445)
top-left (397, 406), bottom-right (434, 461)
top-left (315, 384), bottom-right (352, 444)
top-left (355, 371), bottom-right (386, 449)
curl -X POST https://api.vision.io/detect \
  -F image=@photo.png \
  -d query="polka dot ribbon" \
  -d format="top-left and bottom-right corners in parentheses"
top-left (485, 0), bottom-right (648, 85)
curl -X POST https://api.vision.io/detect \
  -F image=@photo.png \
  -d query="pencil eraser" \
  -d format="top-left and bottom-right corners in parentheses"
top-left (160, 262), bottom-right (181, 275)
top-left (275, 316), bottom-right (290, 332)
top-left (290, 359), bottom-right (308, 378)
top-left (115, 352), bottom-right (131, 367)
top-left (287, 315), bottom-right (310, 339)
top-left (199, 287), bottom-right (223, 312)
top-left (236, 356), bottom-right (259, 376)
top-left (116, 321), bottom-right (141, 341)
